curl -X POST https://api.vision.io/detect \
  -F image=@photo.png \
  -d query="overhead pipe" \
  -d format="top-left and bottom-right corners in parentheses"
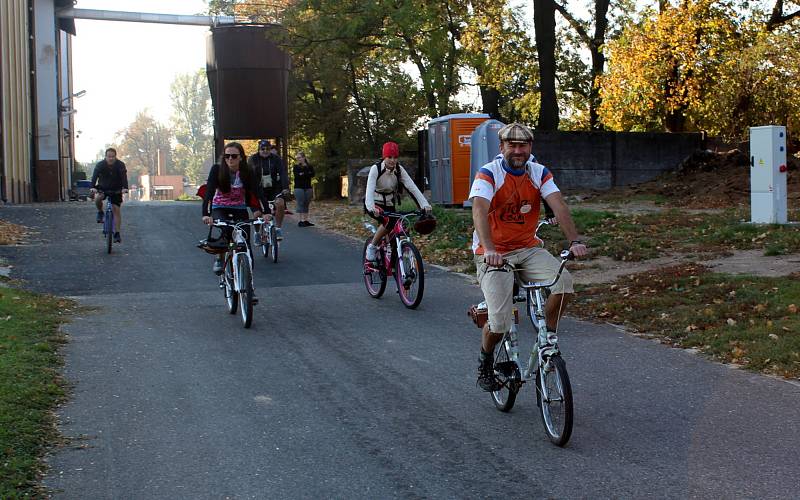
top-left (56, 8), bottom-right (235, 26)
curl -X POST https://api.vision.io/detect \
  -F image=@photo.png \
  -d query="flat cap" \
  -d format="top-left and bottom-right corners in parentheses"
top-left (498, 122), bottom-right (534, 143)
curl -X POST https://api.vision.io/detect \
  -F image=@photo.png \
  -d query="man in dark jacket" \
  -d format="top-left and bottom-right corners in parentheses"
top-left (90, 148), bottom-right (129, 243)
top-left (248, 140), bottom-right (289, 239)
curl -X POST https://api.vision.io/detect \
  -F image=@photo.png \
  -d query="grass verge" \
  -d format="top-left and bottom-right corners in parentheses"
top-left (573, 264), bottom-right (800, 379)
top-left (0, 285), bottom-right (74, 496)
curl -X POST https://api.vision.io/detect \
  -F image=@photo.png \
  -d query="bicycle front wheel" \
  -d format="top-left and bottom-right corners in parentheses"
top-left (396, 241), bottom-right (424, 309)
top-left (260, 226), bottom-right (269, 258)
top-left (237, 257), bottom-right (254, 328)
top-left (270, 225), bottom-right (279, 263)
top-left (105, 214), bottom-right (113, 254)
top-left (224, 257), bottom-right (238, 314)
top-left (491, 340), bottom-right (520, 412)
top-left (536, 354), bottom-right (573, 446)
top-left (363, 237), bottom-right (386, 298)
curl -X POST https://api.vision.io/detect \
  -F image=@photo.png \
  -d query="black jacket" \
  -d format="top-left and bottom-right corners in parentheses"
top-left (293, 163), bottom-right (315, 190)
top-left (248, 153), bottom-right (289, 191)
top-left (91, 160), bottom-right (128, 191)
top-left (202, 164), bottom-right (266, 217)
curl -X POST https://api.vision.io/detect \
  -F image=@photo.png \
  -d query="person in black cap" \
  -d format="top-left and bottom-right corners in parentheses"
top-left (248, 140), bottom-right (289, 239)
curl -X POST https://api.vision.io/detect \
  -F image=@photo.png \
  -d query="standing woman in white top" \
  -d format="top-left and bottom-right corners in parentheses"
top-left (364, 141), bottom-right (432, 261)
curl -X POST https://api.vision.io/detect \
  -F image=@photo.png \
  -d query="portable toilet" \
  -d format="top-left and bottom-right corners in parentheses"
top-left (470, 119), bottom-right (505, 183)
top-left (427, 113), bottom-right (490, 204)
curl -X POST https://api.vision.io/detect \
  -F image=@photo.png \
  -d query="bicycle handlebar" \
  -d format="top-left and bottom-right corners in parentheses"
top-left (212, 218), bottom-right (265, 228)
top-left (485, 249), bottom-right (573, 289)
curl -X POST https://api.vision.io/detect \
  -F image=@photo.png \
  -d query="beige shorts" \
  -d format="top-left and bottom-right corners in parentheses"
top-left (475, 247), bottom-right (574, 334)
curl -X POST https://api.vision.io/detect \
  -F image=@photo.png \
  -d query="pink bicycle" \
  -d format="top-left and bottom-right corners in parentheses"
top-left (362, 210), bottom-right (432, 309)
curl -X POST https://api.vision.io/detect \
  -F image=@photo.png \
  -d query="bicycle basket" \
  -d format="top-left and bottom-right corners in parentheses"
top-left (414, 214), bottom-right (437, 235)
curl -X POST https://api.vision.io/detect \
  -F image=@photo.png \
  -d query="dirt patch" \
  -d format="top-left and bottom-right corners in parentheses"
top-left (584, 149), bottom-right (800, 210)
top-left (572, 250), bottom-right (800, 285)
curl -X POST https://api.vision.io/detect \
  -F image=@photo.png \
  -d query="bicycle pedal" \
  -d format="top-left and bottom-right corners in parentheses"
top-left (251, 297), bottom-right (259, 305)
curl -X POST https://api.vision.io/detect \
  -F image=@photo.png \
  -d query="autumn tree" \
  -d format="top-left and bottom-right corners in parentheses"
top-left (169, 70), bottom-right (213, 185)
top-left (461, 3), bottom-right (539, 123)
top-left (116, 111), bottom-right (173, 185)
top-left (599, 0), bottom-right (800, 139)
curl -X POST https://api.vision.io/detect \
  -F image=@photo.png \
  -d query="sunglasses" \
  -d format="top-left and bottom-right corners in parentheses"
top-left (224, 153), bottom-right (240, 159)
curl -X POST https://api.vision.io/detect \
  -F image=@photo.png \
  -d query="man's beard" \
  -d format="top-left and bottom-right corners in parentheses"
top-left (505, 153), bottom-right (527, 169)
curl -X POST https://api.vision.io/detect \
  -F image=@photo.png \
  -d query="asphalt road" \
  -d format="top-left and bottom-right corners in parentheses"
top-left (1, 201), bottom-right (799, 499)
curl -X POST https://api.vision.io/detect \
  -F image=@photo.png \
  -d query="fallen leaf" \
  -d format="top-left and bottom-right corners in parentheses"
top-left (685, 324), bottom-right (699, 332)
top-left (769, 334), bottom-right (780, 340)
top-left (726, 318), bottom-right (736, 326)
top-left (788, 304), bottom-right (798, 314)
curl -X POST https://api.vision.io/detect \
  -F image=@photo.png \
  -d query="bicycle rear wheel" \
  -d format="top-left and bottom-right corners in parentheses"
top-left (396, 241), bottom-right (424, 309)
top-left (270, 225), bottom-right (279, 263)
top-left (237, 257), bottom-right (254, 328)
top-left (536, 354), bottom-right (573, 446)
top-left (491, 340), bottom-right (520, 412)
top-left (362, 237), bottom-right (386, 298)
top-left (223, 256), bottom-right (238, 314)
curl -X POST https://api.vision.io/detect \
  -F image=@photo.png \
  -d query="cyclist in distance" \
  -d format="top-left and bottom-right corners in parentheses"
top-left (248, 140), bottom-right (289, 241)
top-left (364, 141), bottom-right (432, 261)
top-left (470, 123), bottom-right (588, 391)
top-left (202, 142), bottom-right (265, 275)
top-left (90, 147), bottom-right (128, 243)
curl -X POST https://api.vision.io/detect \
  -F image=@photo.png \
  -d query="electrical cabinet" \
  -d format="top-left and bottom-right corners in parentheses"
top-left (750, 126), bottom-right (788, 224)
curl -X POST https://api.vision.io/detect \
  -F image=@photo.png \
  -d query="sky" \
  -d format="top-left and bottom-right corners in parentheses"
top-left (72, 0), bottom-right (211, 163)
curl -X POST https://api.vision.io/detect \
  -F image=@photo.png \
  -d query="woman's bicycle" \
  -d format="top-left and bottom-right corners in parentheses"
top-left (211, 218), bottom-right (263, 328)
top-left (98, 189), bottom-right (122, 254)
top-left (362, 210), bottom-right (426, 309)
top-left (469, 221), bottom-right (575, 446)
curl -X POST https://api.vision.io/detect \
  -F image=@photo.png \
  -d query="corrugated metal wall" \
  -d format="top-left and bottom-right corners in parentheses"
top-left (0, 0), bottom-right (33, 203)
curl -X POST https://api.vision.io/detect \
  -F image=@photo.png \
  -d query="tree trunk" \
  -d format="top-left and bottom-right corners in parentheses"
top-left (479, 85), bottom-right (503, 121)
top-left (589, 0), bottom-right (610, 130)
top-left (534, 0), bottom-right (559, 130)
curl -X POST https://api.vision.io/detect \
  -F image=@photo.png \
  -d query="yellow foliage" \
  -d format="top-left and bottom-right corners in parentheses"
top-left (598, 0), bottom-right (800, 139)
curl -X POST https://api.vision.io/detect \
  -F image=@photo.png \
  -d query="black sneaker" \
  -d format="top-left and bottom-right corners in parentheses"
top-left (477, 358), bottom-right (500, 392)
top-left (298, 221), bottom-right (306, 227)
top-left (305, 221), bottom-right (315, 227)
top-left (96, 211), bottom-right (104, 223)
top-left (113, 232), bottom-right (121, 243)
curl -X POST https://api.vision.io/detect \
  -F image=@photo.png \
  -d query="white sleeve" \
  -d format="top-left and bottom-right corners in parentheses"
top-left (365, 165), bottom-right (378, 212)
top-left (399, 166), bottom-right (430, 209)
top-left (468, 166), bottom-right (495, 202)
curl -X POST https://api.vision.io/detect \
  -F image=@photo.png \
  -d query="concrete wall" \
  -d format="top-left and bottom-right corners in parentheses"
top-left (529, 131), bottom-right (703, 192)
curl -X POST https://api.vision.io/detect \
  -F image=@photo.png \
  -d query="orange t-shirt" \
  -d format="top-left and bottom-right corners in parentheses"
top-left (469, 155), bottom-right (559, 254)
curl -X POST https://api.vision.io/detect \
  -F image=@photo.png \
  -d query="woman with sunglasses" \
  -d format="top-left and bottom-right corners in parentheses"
top-left (202, 142), bottom-right (266, 274)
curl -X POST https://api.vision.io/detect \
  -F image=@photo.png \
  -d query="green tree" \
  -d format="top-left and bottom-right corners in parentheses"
top-left (169, 70), bottom-right (213, 185)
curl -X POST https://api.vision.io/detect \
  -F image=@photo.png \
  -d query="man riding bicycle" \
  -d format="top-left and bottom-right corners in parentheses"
top-left (364, 141), bottom-right (432, 261)
top-left (90, 147), bottom-right (128, 243)
top-left (248, 140), bottom-right (289, 241)
top-left (470, 123), bottom-right (588, 391)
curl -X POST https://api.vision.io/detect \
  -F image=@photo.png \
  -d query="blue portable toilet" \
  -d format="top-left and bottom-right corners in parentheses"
top-left (463, 119), bottom-right (504, 207)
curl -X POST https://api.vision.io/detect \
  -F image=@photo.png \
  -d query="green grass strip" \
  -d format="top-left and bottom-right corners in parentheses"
top-left (0, 286), bottom-right (73, 496)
